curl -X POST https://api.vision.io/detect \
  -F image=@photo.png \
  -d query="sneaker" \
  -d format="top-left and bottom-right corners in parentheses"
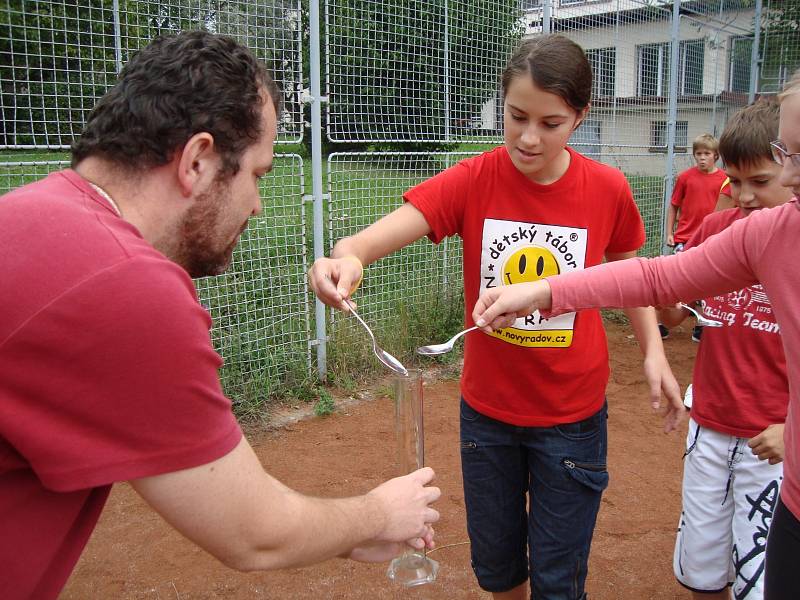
top-left (692, 326), bottom-right (703, 343)
top-left (658, 324), bottom-right (669, 339)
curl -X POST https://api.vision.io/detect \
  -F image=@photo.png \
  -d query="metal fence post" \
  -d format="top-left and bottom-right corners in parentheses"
top-left (749, 0), bottom-right (763, 103)
top-left (309, 0), bottom-right (327, 380)
top-left (444, 0), bottom-right (451, 142)
top-left (543, 0), bottom-right (552, 34)
top-left (111, 0), bottom-right (123, 74)
top-left (662, 0), bottom-right (681, 256)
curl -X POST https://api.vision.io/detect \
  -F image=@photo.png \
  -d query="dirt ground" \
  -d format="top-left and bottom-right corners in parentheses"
top-left (62, 320), bottom-right (699, 599)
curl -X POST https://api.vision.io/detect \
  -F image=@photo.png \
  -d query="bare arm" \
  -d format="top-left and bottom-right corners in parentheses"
top-left (606, 251), bottom-right (686, 432)
top-left (665, 204), bottom-right (678, 247)
top-left (130, 437), bottom-right (440, 571)
top-left (308, 203), bottom-right (431, 309)
top-left (657, 304), bottom-right (690, 328)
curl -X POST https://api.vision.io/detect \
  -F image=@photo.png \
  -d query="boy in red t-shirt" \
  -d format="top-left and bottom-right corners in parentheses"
top-left (658, 97), bottom-right (791, 600)
top-left (666, 133), bottom-right (730, 250)
top-left (661, 133), bottom-right (730, 341)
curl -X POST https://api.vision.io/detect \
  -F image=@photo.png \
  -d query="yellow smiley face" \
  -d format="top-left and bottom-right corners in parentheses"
top-left (502, 246), bottom-right (560, 285)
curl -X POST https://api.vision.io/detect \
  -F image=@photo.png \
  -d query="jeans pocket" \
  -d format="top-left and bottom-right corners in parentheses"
top-left (460, 398), bottom-right (482, 423)
top-left (562, 459), bottom-right (610, 493)
top-left (555, 409), bottom-right (604, 441)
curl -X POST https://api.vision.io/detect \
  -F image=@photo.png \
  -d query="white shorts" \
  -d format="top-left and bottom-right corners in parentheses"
top-left (673, 418), bottom-right (783, 598)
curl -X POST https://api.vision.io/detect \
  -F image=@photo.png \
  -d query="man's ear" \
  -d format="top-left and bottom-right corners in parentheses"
top-left (573, 104), bottom-right (591, 132)
top-left (175, 132), bottom-right (218, 197)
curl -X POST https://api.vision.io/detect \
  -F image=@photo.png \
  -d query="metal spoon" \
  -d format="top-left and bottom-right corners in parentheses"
top-left (679, 303), bottom-right (724, 328)
top-left (344, 300), bottom-right (409, 376)
top-left (416, 326), bottom-right (479, 356)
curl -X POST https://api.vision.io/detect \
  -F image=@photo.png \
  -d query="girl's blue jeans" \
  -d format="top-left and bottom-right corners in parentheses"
top-left (459, 398), bottom-right (608, 599)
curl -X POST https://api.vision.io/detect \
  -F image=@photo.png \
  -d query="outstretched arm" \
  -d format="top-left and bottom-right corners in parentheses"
top-left (308, 203), bottom-right (431, 310)
top-left (473, 207), bottom-right (766, 328)
top-left (130, 437), bottom-right (440, 571)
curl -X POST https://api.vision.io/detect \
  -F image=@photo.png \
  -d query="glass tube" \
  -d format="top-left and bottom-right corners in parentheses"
top-left (386, 369), bottom-right (439, 587)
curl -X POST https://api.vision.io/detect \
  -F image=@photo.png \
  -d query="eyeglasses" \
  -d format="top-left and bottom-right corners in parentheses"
top-left (770, 140), bottom-right (800, 168)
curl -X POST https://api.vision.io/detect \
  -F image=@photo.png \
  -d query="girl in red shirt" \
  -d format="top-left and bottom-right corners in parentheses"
top-left (309, 35), bottom-right (681, 600)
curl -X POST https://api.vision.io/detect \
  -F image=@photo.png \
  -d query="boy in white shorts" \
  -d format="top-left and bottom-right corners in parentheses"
top-left (658, 97), bottom-right (791, 599)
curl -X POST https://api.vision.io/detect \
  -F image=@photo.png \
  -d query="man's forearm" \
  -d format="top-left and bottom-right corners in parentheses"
top-left (233, 484), bottom-right (386, 571)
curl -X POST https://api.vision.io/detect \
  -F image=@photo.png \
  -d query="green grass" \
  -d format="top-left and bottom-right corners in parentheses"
top-left (627, 174), bottom-right (667, 258)
top-left (313, 388), bottom-right (336, 416)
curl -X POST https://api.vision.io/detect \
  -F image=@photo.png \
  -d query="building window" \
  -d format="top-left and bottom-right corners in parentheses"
top-left (650, 121), bottom-right (688, 152)
top-left (637, 40), bottom-right (704, 97)
top-left (520, 0), bottom-right (541, 10)
top-left (729, 36), bottom-right (753, 93)
top-left (586, 47), bottom-right (616, 97)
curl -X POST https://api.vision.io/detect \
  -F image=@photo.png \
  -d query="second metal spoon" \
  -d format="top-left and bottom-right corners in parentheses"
top-left (417, 326), bottom-right (479, 356)
top-left (679, 303), bottom-right (724, 328)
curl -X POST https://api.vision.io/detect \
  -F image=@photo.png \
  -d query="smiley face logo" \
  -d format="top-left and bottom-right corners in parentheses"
top-left (502, 245), bottom-right (560, 285)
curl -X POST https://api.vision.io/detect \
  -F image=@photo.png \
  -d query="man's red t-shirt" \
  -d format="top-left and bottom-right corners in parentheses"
top-left (0, 171), bottom-right (242, 599)
top-left (685, 209), bottom-right (788, 437)
top-left (671, 166), bottom-right (729, 243)
top-left (405, 147), bottom-right (645, 426)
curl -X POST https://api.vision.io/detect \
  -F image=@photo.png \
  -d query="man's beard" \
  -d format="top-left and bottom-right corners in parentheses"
top-left (174, 177), bottom-right (245, 278)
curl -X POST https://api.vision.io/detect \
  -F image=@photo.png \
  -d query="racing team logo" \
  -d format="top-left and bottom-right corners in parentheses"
top-left (481, 218), bottom-right (587, 348)
top-left (726, 288), bottom-right (753, 311)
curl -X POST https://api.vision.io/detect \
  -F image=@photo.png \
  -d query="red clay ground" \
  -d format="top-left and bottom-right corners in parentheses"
top-left (62, 320), bottom-right (698, 599)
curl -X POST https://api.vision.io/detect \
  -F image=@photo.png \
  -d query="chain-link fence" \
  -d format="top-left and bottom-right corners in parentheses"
top-left (2, 0), bottom-right (796, 400)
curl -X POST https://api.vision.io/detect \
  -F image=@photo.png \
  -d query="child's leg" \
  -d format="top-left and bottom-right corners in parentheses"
top-left (527, 401), bottom-right (608, 600)
top-left (730, 439), bottom-right (783, 599)
top-left (459, 398), bottom-right (530, 596)
top-left (674, 419), bottom-right (735, 595)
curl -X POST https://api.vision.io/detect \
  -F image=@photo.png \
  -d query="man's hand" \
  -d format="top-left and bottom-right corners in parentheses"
top-left (307, 255), bottom-right (363, 309)
top-left (346, 526), bottom-right (435, 563)
top-left (642, 353), bottom-right (687, 433)
top-left (667, 233), bottom-right (675, 247)
top-left (749, 424), bottom-right (785, 464)
top-left (473, 280), bottom-right (552, 332)
top-left (367, 467), bottom-right (440, 544)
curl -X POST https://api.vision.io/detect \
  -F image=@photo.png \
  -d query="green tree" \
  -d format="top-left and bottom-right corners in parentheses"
top-left (1, 1), bottom-right (301, 148)
top-left (760, 0), bottom-right (800, 92)
top-left (1, 2), bottom-right (118, 147)
top-left (322, 0), bottom-right (522, 147)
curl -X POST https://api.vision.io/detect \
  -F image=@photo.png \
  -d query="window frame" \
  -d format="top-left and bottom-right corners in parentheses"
top-left (637, 40), bottom-right (705, 97)
top-left (649, 120), bottom-right (688, 153)
top-left (586, 47), bottom-right (616, 98)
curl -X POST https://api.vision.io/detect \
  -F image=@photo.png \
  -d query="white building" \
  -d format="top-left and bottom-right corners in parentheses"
top-left (512, 0), bottom-right (765, 175)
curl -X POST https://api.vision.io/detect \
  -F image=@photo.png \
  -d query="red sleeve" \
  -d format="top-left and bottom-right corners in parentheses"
top-left (403, 160), bottom-right (473, 243)
top-left (3, 257), bottom-right (242, 492)
top-left (671, 170), bottom-right (688, 207)
top-left (606, 175), bottom-right (646, 254)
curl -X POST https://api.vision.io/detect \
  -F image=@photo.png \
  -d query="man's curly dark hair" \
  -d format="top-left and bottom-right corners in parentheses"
top-left (71, 31), bottom-right (282, 176)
